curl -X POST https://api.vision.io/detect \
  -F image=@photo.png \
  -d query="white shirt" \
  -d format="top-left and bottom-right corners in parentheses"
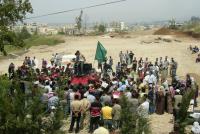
top-left (69, 92), bottom-right (75, 102)
top-left (154, 65), bottom-right (159, 72)
top-left (143, 75), bottom-right (150, 85)
top-left (125, 92), bottom-right (132, 99)
top-left (163, 60), bottom-right (169, 68)
top-left (87, 94), bottom-right (96, 103)
top-left (148, 74), bottom-right (157, 84)
top-left (33, 58), bottom-right (39, 69)
top-left (118, 84), bottom-right (126, 92)
top-left (125, 79), bottom-right (130, 87)
top-left (93, 127), bottom-right (109, 134)
top-left (44, 85), bottom-right (52, 93)
top-left (138, 101), bottom-right (149, 118)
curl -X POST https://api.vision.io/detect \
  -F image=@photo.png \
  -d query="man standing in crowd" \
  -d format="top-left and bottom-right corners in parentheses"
top-left (170, 58), bottom-right (178, 79)
top-left (112, 99), bottom-right (121, 130)
top-left (32, 56), bottom-right (39, 69)
top-left (173, 89), bottom-right (182, 121)
top-left (116, 62), bottom-right (121, 74)
top-left (108, 56), bottom-right (113, 70)
top-left (129, 91), bottom-right (139, 113)
top-left (138, 94), bottom-right (149, 118)
top-left (89, 96), bottom-right (102, 133)
top-left (69, 94), bottom-right (82, 133)
top-left (8, 62), bottom-right (15, 79)
top-left (132, 57), bottom-right (137, 72)
top-left (101, 102), bottom-right (113, 131)
top-left (100, 92), bottom-right (112, 106)
top-left (48, 92), bottom-right (59, 111)
top-left (125, 50), bottom-right (129, 64)
top-left (148, 86), bottom-right (155, 114)
top-left (129, 51), bottom-right (134, 64)
top-left (80, 95), bottom-right (90, 129)
top-left (159, 57), bottom-right (163, 67)
top-left (42, 58), bottom-right (47, 69)
top-left (119, 51), bottom-right (124, 63)
top-left (163, 56), bottom-right (170, 77)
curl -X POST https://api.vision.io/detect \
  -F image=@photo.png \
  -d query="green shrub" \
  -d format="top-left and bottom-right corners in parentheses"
top-left (24, 35), bottom-right (65, 48)
top-left (0, 76), bottom-right (63, 134)
top-left (120, 95), bottom-right (151, 134)
top-left (176, 89), bottom-right (195, 134)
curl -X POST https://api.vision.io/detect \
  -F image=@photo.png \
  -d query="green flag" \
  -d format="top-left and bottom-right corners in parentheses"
top-left (95, 41), bottom-right (107, 63)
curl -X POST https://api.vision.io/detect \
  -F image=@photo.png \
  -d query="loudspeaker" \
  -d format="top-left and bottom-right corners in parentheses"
top-left (83, 63), bottom-right (92, 74)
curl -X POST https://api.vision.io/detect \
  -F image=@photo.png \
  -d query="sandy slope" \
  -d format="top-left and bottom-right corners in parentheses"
top-left (0, 30), bottom-right (200, 133)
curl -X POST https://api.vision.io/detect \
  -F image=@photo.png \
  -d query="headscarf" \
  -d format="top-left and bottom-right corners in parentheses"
top-left (169, 86), bottom-right (175, 98)
top-left (159, 86), bottom-right (165, 95)
top-left (192, 122), bottom-right (200, 134)
top-left (191, 77), bottom-right (195, 85)
top-left (159, 86), bottom-right (164, 91)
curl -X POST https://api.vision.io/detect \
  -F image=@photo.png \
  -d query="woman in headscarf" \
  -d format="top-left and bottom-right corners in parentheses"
top-left (155, 86), bottom-right (165, 115)
top-left (191, 77), bottom-right (199, 107)
top-left (166, 86), bottom-right (175, 114)
top-left (192, 122), bottom-right (200, 134)
top-left (186, 74), bottom-right (192, 89)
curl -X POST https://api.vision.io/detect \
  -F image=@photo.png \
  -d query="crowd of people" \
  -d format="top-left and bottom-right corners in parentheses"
top-left (6, 50), bottom-right (199, 134)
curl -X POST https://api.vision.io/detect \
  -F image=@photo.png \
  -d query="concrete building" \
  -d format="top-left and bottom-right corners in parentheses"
top-left (120, 22), bottom-right (125, 31)
top-left (38, 27), bottom-right (58, 35)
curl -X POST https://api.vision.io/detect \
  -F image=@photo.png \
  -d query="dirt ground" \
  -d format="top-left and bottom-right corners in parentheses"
top-left (0, 29), bottom-right (200, 133)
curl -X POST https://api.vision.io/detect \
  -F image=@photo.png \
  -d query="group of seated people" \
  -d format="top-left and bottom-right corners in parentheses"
top-left (189, 45), bottom-right (200, 63)
top-left (189, 45), bottom-right (199, 54)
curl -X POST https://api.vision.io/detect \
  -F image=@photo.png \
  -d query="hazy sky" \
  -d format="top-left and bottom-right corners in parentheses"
top-left (26, 0), bottom-right (200, 23)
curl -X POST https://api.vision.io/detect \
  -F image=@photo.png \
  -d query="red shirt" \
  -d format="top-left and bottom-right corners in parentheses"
top-left (90, 101), bottom-right (102, 117)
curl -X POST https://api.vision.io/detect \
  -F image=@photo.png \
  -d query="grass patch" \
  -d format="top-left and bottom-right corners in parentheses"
top-left (181, 22), bottom-right (200, 34)
top-left (3, 35), bottom-right (65, 54)
top-left (4, 45), bottom-right (22, 53)
top-left (24, 35), bottom-right (65, 48)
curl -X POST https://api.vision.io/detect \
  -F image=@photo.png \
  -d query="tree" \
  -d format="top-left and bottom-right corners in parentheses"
top-left (98, 24), bottom-right (106, 33)
top-left (120, 95), bottom-right (136, 134)
top-left (169, 18), bottom-right (176, 29)
top-left (93, 23), bottom-right (98, 32)
top-left (120, 95), bottom-right (151, 134)
top-left (18, 26), bottom-right (31, 40)
top-left (0, 75), bottom-right (63, 134)
top-left (176, 89), bottom-right (195, 134)
top-left (34, 27), bottom-right (38, 35)
top-left (0, 0), bottom-right (33, 55)
top-left (75, 10), bottom-right (83, 33)
top-left (191, 16), bottom-right (200, 23)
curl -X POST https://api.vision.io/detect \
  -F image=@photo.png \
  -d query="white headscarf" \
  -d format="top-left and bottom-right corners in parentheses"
top-left (192, 122), bottom-right (200, 134)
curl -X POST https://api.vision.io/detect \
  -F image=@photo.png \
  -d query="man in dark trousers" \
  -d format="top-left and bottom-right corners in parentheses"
top-left (8, 62), bottom-right (15, 79)
top-left (129, 51), bottom-right (134, 64)
top-left (68, 94), bottom-right (82, 133)
top-left (132, 57), bottom-right (137, 72)
top-left (89, 96), bottom-right (102, 133)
